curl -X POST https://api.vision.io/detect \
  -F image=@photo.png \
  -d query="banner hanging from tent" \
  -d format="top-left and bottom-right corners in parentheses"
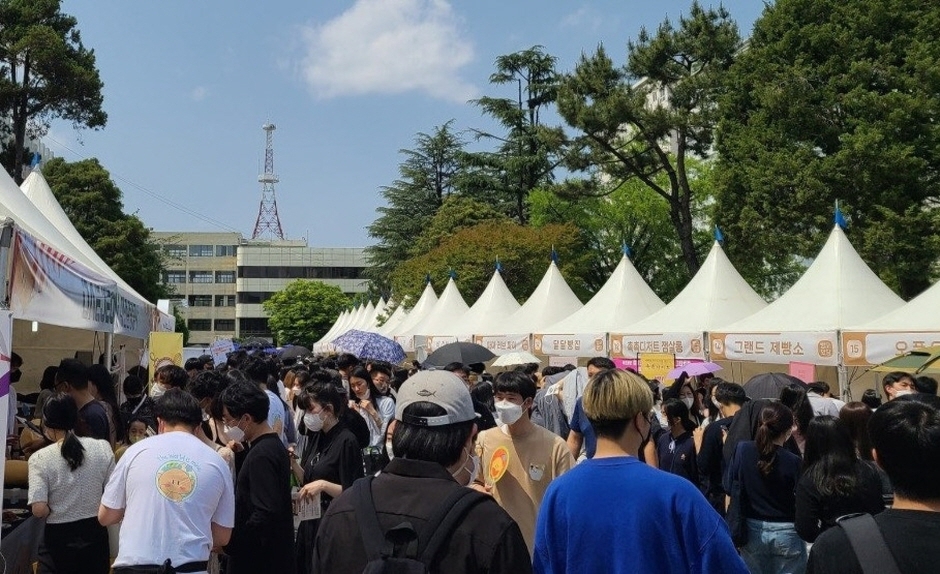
top-left (610, 332), bottom-right (706, 360)
top-left (841, 331), bottom-right (940, 367)
top-left (9, 229), bottom-right (116, 333)
top-left (473, 334), bottom-right (532, 356)
top-left (709, 331), bottom-right (839, 366)
top-left (533, 334), bottom-right (607, 357)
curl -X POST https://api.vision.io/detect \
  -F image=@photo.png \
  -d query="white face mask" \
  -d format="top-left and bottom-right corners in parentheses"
top-left (385, 439), bottom-right (395, 460)
top-left (711, 396), bottom-right (721, 409)
top-left (894, 389), bottom-right (914, 398)
top-left (451, 447), bottom-right (480, 487)
top-left (150, 384), bottom-right (166, 399)
top-left (303, 411), bottom-right (324, 432)
top-left (681, 397), bottom-right (695, 410)
top-left (224, 419), bottom-right (245, 443)
top-left (495, 400), bottom-right (524, 425)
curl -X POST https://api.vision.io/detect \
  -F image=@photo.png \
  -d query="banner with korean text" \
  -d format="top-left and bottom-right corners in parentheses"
top-left (841, 331), bottom-right (940, 367)
top-left (9, 229), bottom-right (116, 333)
top-left (532, 334), bottom-right (607, 357)
top-left (709, 331), bottom-right (839, 366)
top-left (610, 332), bottom-right (707, 360)
top-left (473, 334), bottom-right (532, 356)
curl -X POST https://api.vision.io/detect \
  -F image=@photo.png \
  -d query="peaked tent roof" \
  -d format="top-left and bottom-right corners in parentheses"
top-left (542, 254), bottom-right (664, 334)
top-left (849, 277), bottom-right (940, 331)
top-left (407, 278), bottom-right (470, 336)
top-left (353, 301), bottom-right (376, 331)
top-left (377, 303), bottom-right (409, 336)
top-left (21, 170), bottom-right (156, 338)
top-left (489, 262), bottom-right (583, 335)
top-left (720, 226), bottom-right (904, 332)
top-left (436, 269), bottom-right (521, 337)
top-left (624, 241), bottom-right (767, 333)
top-left (389, 282), bottom-right (439, 337)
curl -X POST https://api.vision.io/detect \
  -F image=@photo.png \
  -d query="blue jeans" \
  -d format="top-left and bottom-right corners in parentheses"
top-left (741, 519), bottom-right (807, 574)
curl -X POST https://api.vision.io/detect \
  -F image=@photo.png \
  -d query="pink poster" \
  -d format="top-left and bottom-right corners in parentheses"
top-left (789, 361), bottom-right (816, 383)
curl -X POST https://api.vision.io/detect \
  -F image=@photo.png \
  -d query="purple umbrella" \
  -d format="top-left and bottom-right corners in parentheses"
top-left (666, 361), bottom-right (722, 380)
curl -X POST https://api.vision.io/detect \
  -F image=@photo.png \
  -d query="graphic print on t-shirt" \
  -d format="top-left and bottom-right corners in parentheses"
top-left (156, 458), bottom-right (198, 502)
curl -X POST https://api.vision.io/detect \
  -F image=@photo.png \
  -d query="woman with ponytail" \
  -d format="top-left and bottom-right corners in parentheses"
top-left (724, 401), bottom-right (806, 573)
top-left (27, 393), bottom-right (114, 574)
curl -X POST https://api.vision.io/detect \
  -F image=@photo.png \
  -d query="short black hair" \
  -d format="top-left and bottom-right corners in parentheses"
top-left (493, 370), bottom-right (537, 400)
top-left (882, 371), bottom-right (914, 389)
top-left (156, 365), bottom-right (189, 389)
top-left (336, 353), bottom-right (359, 371)
top-left (392, 401), bottom-right (474, 467)
top-left (123, 375), bottom-right (145, 396)
top-left (219, 380), bottom-right (269, 423)
top-left (56, 358), bottom-right (88, 390)
top-left (715, 382), bottom-right (748, 407)
top-left (184, 358), bottom-right (202, 371)
top-left (242, 356), bottom-right (271, 386)
top-left (869, 395), bottom-right (940, 500)
top-left (587, 357), bottom-right (616, 371)
top-left (43, 392), bottom-right (78, 431)
top-left (443, 362), bottom-right (468, 376)
top-left (298, 381), bottom-right (346, 416)
top-left (914, 376), bottom-right (938, 395)
top-left (370, 361), bottom-right (393, 378)
top-left (187, 369), bottom-right (224, 401)
top-left (40, 366), bottom-right (58, 391)
top-left (861, 389), bottom-right (882, 410)
top-left (807, 381), bottom-right (830, 395)
top-left (154, 389), bottom-right (202, 428)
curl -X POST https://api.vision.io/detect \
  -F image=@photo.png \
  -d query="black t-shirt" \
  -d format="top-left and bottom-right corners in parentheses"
top-left (807, 509), bottom-right (940, 574)
top-left (794, 461), bottom-right (886, 542)
top-left (698, 416), bottom-right (733, 498)
top-left (227, 433), bottom-right (295, 574)
top-left (724, 441), bottom-right (801, 522)
top-left (76, 400), bottom-right (110, 442)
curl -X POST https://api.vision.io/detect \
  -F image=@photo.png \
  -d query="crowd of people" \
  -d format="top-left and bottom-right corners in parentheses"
top-left (14, 349), bottom-right (940, 574)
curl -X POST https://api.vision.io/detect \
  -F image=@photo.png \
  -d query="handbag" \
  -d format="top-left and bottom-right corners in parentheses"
top-left (724, 478), bottom-right (748, 547)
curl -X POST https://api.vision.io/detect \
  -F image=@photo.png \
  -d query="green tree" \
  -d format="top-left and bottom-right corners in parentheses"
top-left (557, 2), bottom-right (740, 276)
top-left (0, 0), bottom-right (106, 182)
top-left (464, 46), bottom-right (566, 224)
top-left (173, 305), bottom-right (189, 347)
top-left (410, 195), bottom-right (510, 255)
top-left (390, 221), bottom-right (591, 306)
top-left (263, 280), bottom-right (349, 346)
top-left (42, 157), bottom-right (168, 302)
top-left (714, 0), bottom-right (940, 299)
top-left (364, 121), bottom-right (465, 294)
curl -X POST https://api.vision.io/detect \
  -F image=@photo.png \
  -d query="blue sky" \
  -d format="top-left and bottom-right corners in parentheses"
top-left (49, 1), bottom-right (765, 247)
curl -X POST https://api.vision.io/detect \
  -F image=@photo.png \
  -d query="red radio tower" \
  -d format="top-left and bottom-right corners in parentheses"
top-left (251, 123), bottom-right (285, 240)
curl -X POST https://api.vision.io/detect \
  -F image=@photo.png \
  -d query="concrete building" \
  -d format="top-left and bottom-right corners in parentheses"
top-left (153, 231), bottom-right (367, 344)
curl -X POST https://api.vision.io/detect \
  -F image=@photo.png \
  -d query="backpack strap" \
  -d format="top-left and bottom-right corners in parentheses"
top-left (417, 488), bottom-right (489, 565)
top-left (837, 513), bottom-right (902, 574)
top-left (352, 476), bottom-right (386, 562)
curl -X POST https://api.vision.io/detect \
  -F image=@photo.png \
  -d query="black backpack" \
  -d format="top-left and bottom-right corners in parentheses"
top-left (353, 475), bottom-right (488, 573)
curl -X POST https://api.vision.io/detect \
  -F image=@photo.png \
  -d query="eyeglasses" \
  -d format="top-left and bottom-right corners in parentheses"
top-left (221, 416), bottom-right (242, 428)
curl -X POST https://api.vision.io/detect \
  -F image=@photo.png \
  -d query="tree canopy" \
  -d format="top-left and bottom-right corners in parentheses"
top-left (42, 157), bottom-right (168, 302)
top-left (262, 280), bottom-right (349, 346)
top-left (714, 0), bottom-right (940, 299)
top-left (0, 0), bottom-right (106, 181)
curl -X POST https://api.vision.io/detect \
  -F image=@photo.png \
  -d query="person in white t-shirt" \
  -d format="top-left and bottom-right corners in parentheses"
top-left (99, 389), bottom-right (235, 574)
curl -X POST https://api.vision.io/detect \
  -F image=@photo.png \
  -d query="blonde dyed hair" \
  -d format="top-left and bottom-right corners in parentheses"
top-left (583, 369), bottom-right (653, 423)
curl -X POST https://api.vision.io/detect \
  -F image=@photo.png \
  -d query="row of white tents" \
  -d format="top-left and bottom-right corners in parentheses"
top-left (316, 223), bottom-right (940, 395)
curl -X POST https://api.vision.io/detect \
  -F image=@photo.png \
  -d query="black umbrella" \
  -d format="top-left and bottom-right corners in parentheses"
top-left (280, 345), bottom-right (312, 361)
top-left (423, 342), bottom-right (496, 368)
top-left (742, 372), bottom-right (806, 400)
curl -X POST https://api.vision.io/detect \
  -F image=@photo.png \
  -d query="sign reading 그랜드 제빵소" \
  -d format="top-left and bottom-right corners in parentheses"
top-left (709, 331), bottom-right (838, 366)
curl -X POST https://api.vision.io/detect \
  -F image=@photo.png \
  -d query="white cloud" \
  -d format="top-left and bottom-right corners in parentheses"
top-left (191, 86), bottom-right (209, 101)
top-left (561, 7), bottom-right (603, 31)
top-left (298, 0), bottom-right (477, 102)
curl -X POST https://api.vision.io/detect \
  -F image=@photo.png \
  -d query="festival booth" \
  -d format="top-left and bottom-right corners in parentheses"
top-left (408, 278), bottom-right (471, 360)
top-left (611, 239), bottom-right (767, 375)
top-left (536, 251), bottom-right (665, 360)
top-left (423, 266), bottom-right (521, 350)
top-left (391, 282), bottom-right (439, 353)
top-left (474, 260), bottom-right (583, 356)
top-left (710, 225), bottom-right (905, 398)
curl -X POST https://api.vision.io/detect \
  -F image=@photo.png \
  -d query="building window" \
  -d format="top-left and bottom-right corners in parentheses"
top-left (189, 271), bottom-right (213, 284)
top-left (237, 266), bottom-right (364, 280)
top-left (188, 295), bottom-right (212, 307)
top-left (163, 245), bottom-right (186, 258)
top-left (239, 318), bottom-right (270, 335)
top-left (189, 244), bottom-right (214, 257)
top-left (215, 295), bottom-right (236, 307)
top-left (216, 245), bottom-right (237, 257)
top-left (237, 292), bottom-right (275, 305)
top-left (214, 319), bottom-right (235, 331)
top-left (215, 271), bottom-right (235, 283)
top-left (188, 319), bottom-right (212, 331)
top-left (164, 271), bottom-right (186, 284)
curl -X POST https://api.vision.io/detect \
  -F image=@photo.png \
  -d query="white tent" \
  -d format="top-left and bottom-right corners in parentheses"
top-left (377, 302), bottom-right (409, 336)
top-left (842, 278), bottom-right (940, 367)
top-left (711, 226), bottom-right (905, 371)
top-left (21, 170), bottom-right (156, 339)
top-left (408, 278), bottom-right (471, 355)
top-left (433, 268), bottom-right (520, 341)
top-left (391, 282), bottom-right (439, 352)
top-left (537, 254), bottom-right (664, 357)
top-left (475, 261), bottom-right (582, 355)
top-left (364, 298), bottom-right (387, 332)
top-left (313, 309), bottom-right (349, 352)
top-left (614, 241), bottom-right (767, 361)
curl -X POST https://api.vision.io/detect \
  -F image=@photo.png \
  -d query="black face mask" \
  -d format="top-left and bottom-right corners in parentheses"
top-left (636, 414), bottom-right (653, 453)
top-left (10, 369), bottom-right (21, 383)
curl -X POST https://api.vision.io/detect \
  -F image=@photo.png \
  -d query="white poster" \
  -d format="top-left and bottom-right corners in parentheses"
top-left (10, 229), bottom-right (116, 333)
top-left (533, 334), bottom-right (607, 357)
top-left (842, 331), bottom-right (940, 367)
top-left (610, 332), bottom-right (707, 360)
top-left (709, 331), bottom-right (839, 366)
top-left (473, 334), bottom-right (532, 356)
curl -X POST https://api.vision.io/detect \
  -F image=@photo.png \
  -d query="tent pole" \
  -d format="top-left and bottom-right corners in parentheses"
top-left (106, 332), bottom-right (114, 372)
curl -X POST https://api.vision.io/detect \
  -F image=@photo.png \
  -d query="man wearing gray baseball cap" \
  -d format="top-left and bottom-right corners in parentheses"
top-left (311, 370), bottom-right (532, 573)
